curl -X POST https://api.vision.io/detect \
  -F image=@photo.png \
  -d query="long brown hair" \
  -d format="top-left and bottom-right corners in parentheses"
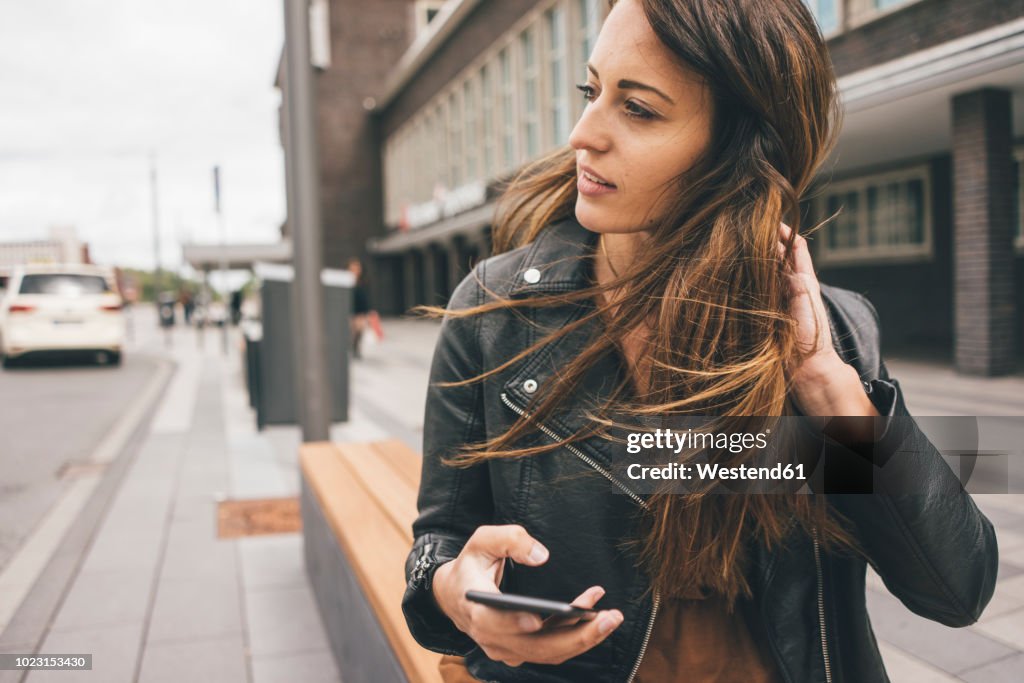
top-left (414, 0), bottom-right (853, 607)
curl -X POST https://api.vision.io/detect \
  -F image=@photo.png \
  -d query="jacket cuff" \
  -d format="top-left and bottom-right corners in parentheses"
top-left (402, 535), bottom-right (477, 656)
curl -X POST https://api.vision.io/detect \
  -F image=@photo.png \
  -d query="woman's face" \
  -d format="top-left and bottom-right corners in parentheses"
top-left (570, 0), bottom-right (714, 235)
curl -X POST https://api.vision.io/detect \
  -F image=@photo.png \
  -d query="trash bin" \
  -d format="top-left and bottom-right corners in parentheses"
top-left (157, 292), bottom-right (176, 327)
top-left (241, 320), bottom-right (262, 413)
top-left (252, 263), bottom-right (352, 428)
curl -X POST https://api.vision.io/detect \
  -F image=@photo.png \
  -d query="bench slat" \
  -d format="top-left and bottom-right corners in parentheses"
top-left (368, 438), bottom-right (423, 490)
top-left (332, 441), bottom-right (420, 542)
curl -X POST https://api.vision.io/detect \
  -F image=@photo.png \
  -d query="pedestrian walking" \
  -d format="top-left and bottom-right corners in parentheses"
top-left (179, 288), bottom-right (195, 326)
top-left (402, 1), bottom-right (997, 681)
top-left (347, 257), bottom-right (381, 359)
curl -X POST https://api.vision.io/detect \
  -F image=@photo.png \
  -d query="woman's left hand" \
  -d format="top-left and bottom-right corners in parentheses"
top-left (778, 223), bottom-right (879, 419)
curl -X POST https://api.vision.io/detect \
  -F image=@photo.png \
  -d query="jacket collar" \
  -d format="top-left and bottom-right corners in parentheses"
top-left (507, 217), bottom-right (601, 297)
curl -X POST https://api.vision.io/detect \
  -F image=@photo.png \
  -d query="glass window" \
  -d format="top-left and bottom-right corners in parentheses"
top-left (463, 80), bottom-right (477, 182)
top-left (434, 104), bottom-right (448, 189)
top-left (499, 48), bottom-right (516, 172)
top-left (874, 0), bottom-right (910, 9)
top-left (448, 92), bottom-right (462, 187)
top-left (480, 64), bottom-right (496, 179)
top-left (805, 0), bottom-right (840, 34)
top-left (574, 0), bottom-right (601, 121)
top-left (579, 0), bottom-right (600, 64)
top-left (825, 191), bottom-right (860, 250)
top-left (20, 274), bottom-right (110, 295)
top-left (520, 27), bottom-right (540, 160)
top-left (546, 5), bottom-right (569, 147)
top-left (818, 165), bottom-right (932, 263)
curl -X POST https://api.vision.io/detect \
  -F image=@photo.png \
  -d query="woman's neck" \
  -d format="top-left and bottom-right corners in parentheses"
top-left (594, 230), bottom-right (647, 288)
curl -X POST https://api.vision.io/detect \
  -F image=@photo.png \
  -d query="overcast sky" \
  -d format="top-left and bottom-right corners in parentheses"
top-left (0, 0), bottom-right (285, 274)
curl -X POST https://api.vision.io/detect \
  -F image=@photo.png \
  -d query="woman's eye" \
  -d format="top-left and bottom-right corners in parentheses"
top-left (575, 83), bottom-right (655, 120)
top-left (575, 83), bottom-right (596, 102)
top-left (625, 101), bottom-right (655, 120)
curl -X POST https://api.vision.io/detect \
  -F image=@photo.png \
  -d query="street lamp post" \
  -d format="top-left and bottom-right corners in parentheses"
top-left (150, 152), bottom-right (171, 348)
top-left (214, 165), bottom-right (229, 355)
top-left (282, 0), bottom-right (331, 442)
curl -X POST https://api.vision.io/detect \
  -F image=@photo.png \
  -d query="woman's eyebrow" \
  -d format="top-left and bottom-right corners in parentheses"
top-left (586, 63), bottom-right (675, 105)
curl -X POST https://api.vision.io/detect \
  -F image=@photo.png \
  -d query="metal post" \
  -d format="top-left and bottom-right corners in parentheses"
top-left (282, 0), bottom-right (330, 441)
top-left (214, 166), bottom-right (229, 356)
top-left (150, 152), bottom-right (163, 316)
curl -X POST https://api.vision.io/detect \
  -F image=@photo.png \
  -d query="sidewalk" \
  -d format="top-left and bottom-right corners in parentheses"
top-left (0, 311), bottom-right (418, 683)
top-left (1, 310), bottom-right (1023, 682)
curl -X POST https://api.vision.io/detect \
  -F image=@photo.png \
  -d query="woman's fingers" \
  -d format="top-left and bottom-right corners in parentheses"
top-left (468, 602), bottom-right (545, 637)
top-left (542, 585), bottom-right (605, 630)
top-left (519, 609), bottom-right (624, 665)
top-left (466, 524), bottom-right (549, 567)
top-left (777, 222), bottom-right (815, 276)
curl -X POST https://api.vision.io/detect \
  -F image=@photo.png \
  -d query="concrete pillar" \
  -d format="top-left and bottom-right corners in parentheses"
top-left (951, 88), bottom-right (1017, 376)
top-left (421, 246), bottom-right (438, 308)
top-left (369, 254), bottom-right (402, 317)
top-left (402, 250), bottom-right (419, 314)
top-left (447, 236), bottom-right (466, 296)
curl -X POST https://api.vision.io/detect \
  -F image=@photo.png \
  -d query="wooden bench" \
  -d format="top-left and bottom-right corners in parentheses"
top-left (299, 439), bottom-right (445, 683)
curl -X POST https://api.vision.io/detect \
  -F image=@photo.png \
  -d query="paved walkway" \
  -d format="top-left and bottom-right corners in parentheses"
top-left (1, 309), bottom-right (1022, 682)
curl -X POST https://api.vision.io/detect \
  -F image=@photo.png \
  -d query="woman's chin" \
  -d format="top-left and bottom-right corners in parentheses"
top-left (574, 201), bottom-right (648, 235)
top-left (574, 200), bottom-right (612, 233)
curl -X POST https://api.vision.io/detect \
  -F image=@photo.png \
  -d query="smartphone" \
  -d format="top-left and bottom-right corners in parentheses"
top-left (465, 590), bottom-right (598, 620)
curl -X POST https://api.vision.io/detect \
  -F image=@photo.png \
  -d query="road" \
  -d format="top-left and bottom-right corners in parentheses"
top-left (0, 311), bottom-right (165, 574)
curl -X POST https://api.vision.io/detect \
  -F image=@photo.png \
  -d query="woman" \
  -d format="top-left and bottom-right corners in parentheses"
top-left (347, 257), bottom-right (372, 358)
top-left (403, 1), bottom-right (998, 681)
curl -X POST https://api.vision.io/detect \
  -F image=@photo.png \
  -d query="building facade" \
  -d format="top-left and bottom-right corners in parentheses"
top-left (0, 226), bottom-right (89, 287)
top-left (283, 0), bottom-right (1024, 375)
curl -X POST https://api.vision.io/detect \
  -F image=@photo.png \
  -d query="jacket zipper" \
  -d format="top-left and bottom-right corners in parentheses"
top-left (812, 527), bottom-right (833, 683)
top-left (499, 391), bottom-right (659, 682)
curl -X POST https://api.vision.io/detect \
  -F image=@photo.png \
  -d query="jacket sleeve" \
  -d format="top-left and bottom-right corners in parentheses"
top-left (827, 295), bottom-right (999, 627)
top-left (401, 263), bottom-right (493, 656)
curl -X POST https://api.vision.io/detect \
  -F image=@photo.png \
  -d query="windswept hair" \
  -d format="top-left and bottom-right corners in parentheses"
top-left (414, 0), bottom-right (854, 607)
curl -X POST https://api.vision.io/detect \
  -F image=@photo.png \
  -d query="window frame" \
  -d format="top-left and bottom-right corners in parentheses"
top-left (479, 63), bottom-right (496, 180)
top-left (519, 24), bottom-right (541, 162)
top-left (543, 2), bottom-right (571, 150)
top-left (498, 46), bottom-right (519, 174)
top-left (447, 89), bottom-right (463, 188)
top-left (846, 0), bottom-right (927, 31)
top-left (814, 163), bottom-right (934, 266)
top-left (462, 78), bottom-right (479, 183)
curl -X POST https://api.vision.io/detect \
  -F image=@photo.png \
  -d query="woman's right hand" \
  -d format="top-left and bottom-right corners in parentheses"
top-left (431, 524), bottom-right (624, 667)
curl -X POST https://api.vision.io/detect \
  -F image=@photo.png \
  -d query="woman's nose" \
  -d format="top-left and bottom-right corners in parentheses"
top-left (569, 102), bottom-right (611, 154)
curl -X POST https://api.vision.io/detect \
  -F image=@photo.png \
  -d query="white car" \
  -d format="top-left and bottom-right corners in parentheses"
top-left (0, 264), bottom-right (125, 367)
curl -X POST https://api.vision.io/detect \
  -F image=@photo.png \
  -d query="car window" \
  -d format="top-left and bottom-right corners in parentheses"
top-left (19, 274), bottom-right (111, 295)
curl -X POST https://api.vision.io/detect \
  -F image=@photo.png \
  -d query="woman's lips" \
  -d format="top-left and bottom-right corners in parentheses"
top-left (578, 171), bottom-right (618, 196)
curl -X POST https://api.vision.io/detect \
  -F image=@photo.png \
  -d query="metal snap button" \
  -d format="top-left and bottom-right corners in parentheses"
top-left (523, 379), bottom-right (538, 394)
top-left (523, 268), bottom-right (541, 284)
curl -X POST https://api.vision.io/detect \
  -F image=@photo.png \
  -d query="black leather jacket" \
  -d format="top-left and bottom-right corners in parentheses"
top-left (402, 217), bottom-right (998, 683)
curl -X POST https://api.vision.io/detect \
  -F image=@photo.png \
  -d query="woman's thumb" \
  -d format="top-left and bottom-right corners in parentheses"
top-left (479, 524), bottom-right (549, 566)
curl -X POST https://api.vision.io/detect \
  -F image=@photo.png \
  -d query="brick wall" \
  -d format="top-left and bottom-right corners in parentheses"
top-left (313, 0), bottom-right (418, 270)
top-left (951, 88), bottom-right (1017, 374)
top-left (828, 0), bottom-right (1024, 76)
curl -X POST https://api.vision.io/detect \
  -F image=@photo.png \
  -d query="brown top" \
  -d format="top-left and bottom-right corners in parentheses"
top-left (633, 593), bottom-right (782, 683)
top-left (437, 593), bottom-right (782, 683)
